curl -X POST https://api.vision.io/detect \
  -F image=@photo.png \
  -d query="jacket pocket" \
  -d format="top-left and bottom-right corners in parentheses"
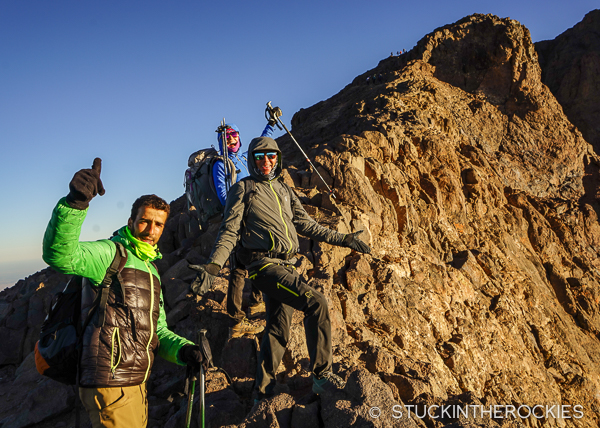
top-left (110, 327), bottom-right (122, 379)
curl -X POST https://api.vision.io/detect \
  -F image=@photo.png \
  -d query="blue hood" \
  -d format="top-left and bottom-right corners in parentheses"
top-left (217, 123), bottom-right (242, 158)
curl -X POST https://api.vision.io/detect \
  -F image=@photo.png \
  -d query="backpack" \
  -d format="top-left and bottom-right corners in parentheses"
top-left (184, 148), bottom-right (237, 226)
top-left (34, 242), bottom-right (128, 385)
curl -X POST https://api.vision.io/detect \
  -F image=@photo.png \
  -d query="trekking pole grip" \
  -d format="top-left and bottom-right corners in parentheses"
top-left (265, 101), bottom-right (283, 130)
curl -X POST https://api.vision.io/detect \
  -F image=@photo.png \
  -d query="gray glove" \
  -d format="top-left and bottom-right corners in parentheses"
top-left (188, 263), bottom-right (220, 295)
top-left (342, 230), bottom-right (371, 254)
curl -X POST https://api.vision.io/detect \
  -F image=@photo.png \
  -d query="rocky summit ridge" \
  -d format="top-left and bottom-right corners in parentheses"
top-left (536, 10), bottom-right (600, 156)
top-left (1, 11), bottom-right (600, 428)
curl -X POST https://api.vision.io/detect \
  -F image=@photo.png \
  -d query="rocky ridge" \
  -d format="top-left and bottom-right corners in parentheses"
top-left (536, 10), bottom-right (600, 155)
top-left (1, 12), bottom-right (600, 428)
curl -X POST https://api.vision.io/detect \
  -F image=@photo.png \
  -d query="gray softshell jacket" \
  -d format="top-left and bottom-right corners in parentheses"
top-left (208, 136), bottom-right (346, 268)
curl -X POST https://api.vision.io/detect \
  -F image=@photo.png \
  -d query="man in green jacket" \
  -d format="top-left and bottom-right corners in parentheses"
top-left (190, 137), bottom-right (371, 400)
top-left (43, 158), bottom-right (205, 428)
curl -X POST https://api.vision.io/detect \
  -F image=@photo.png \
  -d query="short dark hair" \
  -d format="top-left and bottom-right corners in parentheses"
top-left (130, 194), bottom-right (170, 221)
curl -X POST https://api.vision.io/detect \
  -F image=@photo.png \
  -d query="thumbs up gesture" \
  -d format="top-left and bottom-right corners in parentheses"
top-left (66, 158), bottom-right (106, 210)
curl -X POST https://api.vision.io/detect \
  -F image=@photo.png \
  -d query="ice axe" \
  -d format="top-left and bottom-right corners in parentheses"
top-left (265, 101), bottom-right (335, 198)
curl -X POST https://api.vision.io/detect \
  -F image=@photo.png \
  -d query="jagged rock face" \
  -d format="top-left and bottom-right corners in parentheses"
top-left (282, 12), bottom-right (600, 428)
top-left (536, 10), bottom-right (600, 154)
top-left (291, 14), bottom-right (594, 203)
top-left (2, 12), bottom-right (600, 428)
top-left (0, 270), bottom-right (70, 366)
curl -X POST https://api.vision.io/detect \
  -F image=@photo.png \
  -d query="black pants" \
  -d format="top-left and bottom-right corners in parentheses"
top-left (248, 262), bottom-right (332, 395)
top-left (226, 254), bottom-right (262, 322)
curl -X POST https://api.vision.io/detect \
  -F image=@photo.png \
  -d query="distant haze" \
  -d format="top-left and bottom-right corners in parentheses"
top-left (0, 259), bottom-right (48, 291)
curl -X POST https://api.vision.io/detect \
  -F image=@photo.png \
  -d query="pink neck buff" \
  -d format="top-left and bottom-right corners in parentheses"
top-left (228, 141), bottom-right (241, 153)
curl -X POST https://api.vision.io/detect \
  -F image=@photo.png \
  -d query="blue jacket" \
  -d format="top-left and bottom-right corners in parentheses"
top-left (212, 123), bottom-right (274, 206)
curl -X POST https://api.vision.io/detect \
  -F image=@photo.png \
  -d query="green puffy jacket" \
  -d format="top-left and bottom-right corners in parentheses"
top-left (43, 198), bottom-right (192, 388)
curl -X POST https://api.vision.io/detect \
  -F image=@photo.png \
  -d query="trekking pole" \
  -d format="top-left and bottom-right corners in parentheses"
top-left (222, 119), bottom-right (230, 194)
top-left (198, 329), bottom-right (207, 428)
top-left (216, 119), bottom-right (231, 194)
top-left (265, 101), bottom-right (335, 198)
top-left (184, 365), bottom-right (196, 428)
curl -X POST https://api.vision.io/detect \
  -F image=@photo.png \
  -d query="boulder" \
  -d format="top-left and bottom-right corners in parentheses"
top-left (221, 336), bottom-right (259, 379)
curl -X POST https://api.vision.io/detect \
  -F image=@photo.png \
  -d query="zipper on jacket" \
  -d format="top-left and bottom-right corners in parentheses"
top-left (110, 327), bottom-right (122, 379)
top-left (268, 231), bottom-right (275, 251)
top-left (269, 181), bottom-right (293, 253)
top-left (235, 152), bottom-right (249, 176)
top-left (143, 260), bottom-right (155, 383)
top-left (249, 263), bottom-right (273, 280)
top-left (277, 282), bottom-right (299, 297)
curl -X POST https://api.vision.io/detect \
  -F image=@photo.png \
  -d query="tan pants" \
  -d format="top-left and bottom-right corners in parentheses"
top-left (79, 384), bottom-right (148, 428)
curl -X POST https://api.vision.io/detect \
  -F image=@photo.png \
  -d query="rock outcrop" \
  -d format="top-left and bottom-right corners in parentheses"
top-left (2, 11), bottom-right (600, 428)
top-left (536, 9), bottom-right (600, 154)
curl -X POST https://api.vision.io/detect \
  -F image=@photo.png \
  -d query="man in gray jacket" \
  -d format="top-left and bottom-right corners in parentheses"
top-left (191, 136), bottom-right (371, 399)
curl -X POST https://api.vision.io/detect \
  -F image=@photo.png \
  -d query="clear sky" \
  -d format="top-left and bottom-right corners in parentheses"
top-left (1, 0), bottom-right (597, 290)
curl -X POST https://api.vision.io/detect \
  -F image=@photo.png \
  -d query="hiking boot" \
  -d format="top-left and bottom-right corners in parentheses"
top-left (229, 318), bottom-right (264, 338)
top-left (247, 301), bottom-right (266, 319)
top-left (312, 371), bottom-right (346, 395)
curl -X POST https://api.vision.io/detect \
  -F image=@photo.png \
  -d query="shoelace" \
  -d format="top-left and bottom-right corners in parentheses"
top-left (236, 319), bottom-right (259, 330)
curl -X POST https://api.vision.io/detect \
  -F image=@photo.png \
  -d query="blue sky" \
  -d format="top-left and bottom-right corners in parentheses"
top-left (1, 0), bottom-right (597, 289)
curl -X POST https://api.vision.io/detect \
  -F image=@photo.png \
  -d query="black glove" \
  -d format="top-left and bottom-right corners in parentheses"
top-left (342, 230), bottom-right (371, 254)
top-left (188, 263), bottom-right (220, 295)
top-left (66, 158), bottom-right (105, 210)
top-left (178, 344), bottom-right (208, 371)
top-left (267, 106), bottom-right (282, 126)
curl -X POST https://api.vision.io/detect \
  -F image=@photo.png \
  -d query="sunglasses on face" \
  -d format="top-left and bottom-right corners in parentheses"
top-left (254, 152), bottom-right (278, 161)
top-left (226, 130), bottom-right (239, 139)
